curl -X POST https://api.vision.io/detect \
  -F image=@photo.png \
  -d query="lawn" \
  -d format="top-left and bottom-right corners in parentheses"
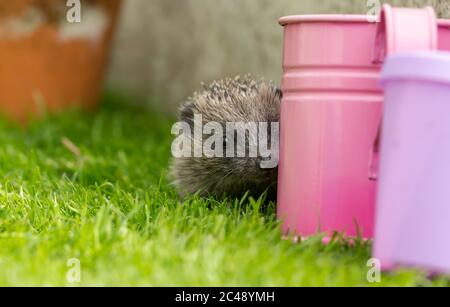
top-left (0, 93), bottom-right (448, 286)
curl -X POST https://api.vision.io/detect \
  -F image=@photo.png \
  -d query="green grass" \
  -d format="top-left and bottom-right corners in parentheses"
top-left (0, 93), bottom-right (448, 287)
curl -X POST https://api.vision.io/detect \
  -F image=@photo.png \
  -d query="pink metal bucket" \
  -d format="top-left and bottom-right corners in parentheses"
top-left (374, 52), bottom-right (450, 274)
top-left (277, 5), bottom-right (448, 239)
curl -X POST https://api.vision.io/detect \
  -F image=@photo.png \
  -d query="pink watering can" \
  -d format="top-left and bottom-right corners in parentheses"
top-left (373, 51), bottom-right (450, 274)
top-left (277, 4), bottom-right (450, 240)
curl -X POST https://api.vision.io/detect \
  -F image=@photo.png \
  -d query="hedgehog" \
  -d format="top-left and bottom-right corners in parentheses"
top-left (169, 76), bottom-right (281, 200)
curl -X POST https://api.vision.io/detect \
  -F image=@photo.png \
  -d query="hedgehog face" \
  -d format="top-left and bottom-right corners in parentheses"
top-left (170, 77), bottom-right (281, 200)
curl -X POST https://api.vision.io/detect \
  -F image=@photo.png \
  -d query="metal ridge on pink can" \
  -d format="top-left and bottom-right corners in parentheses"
top-left (279, 14), bottom-right (450, 27)
top-left (279, 14), bottom-right (370, 25)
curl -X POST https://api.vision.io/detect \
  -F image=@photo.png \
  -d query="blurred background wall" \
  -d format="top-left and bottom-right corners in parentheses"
top-left (107, 0), bottom-right (450, 112)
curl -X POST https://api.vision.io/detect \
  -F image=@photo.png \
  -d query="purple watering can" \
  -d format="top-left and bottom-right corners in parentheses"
top-left (373, 53), bottom-right (450, 275)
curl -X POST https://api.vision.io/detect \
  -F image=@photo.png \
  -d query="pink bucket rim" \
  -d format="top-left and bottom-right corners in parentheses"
top-left (279, 14), bottom-right (371, 25)
top-left (279, 14), bottom-right (450, 27)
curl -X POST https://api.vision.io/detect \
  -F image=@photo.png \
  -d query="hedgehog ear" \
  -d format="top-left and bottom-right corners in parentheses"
top-left (180, 102), bottom-right (195, 129)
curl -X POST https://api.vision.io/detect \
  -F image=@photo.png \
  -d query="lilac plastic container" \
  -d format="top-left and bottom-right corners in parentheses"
top-left (374, 51), bottom-right (450, 274)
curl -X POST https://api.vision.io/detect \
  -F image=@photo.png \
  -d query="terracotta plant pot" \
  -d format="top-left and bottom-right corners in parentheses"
top-left (0, 0), bottom-right (121, 122)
